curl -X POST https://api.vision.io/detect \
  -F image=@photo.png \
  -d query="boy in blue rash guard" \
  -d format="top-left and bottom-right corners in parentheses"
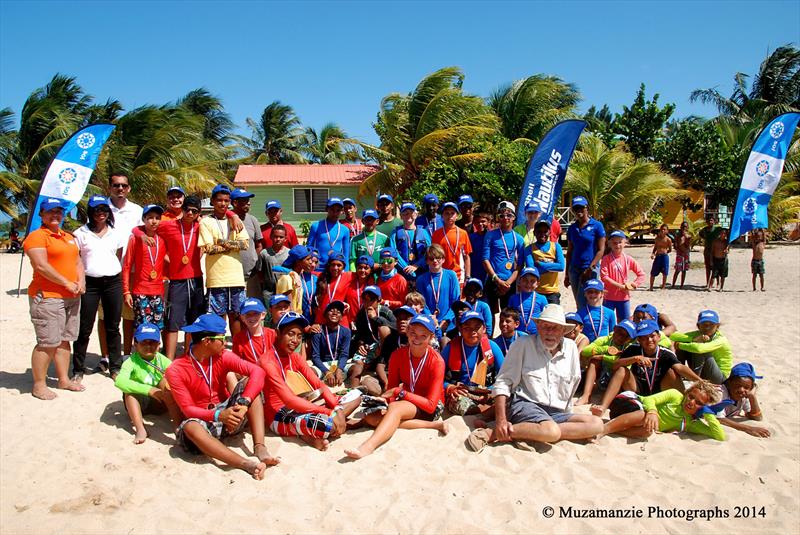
top-left (390, 202), bottom-right (431, 283)
top-left (415, 243), bottom-right (461, 337)
top-left (468, 209), bottom-right (491, 285)
top-left (576, 279), bottom-right (616, 342)
top-left (415, 193), bottom-right (444, 235)
top-left (507, 267), bottom-right (548, 335)
top-left (306, 197), bottom-right (351, 271)
top-left (309, 300), bottom-right (352, 387)
top-left (482, 201), bottom-right (525, 315)
top-left (462, 277), bottom-right (493, 336)
top-left (442, 311), bottom-right (505, 415)
top-left (492, 307), bottom-right (526, 357)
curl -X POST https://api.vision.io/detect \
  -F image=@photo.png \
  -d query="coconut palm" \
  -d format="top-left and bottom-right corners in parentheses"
top-left (489, 74), bottom-right (580, 144)
top-left (564, 134), bottom-right (685, 229)
top-left (303, 123), bottom-right (363, 164)
top-left (176, 88), bottom-right (234, 144)
top-left (243, 101), bottom-right (306, 164)
top-left (361, 66), bottom-right (499, 197)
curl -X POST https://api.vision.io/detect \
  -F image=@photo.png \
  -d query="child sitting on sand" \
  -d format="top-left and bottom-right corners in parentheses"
top-left (602, 380), bottom-right (726, 441)
top-left (716, 362), bottom-right (770, 438)
top-left (349, 285), bottom-right (396, 394)
top-left (599, 230), bottom-right (644, 321)
top-left (114, 323), bottom-right (181, 444)
top-left (309, 301), bottom-right (352, 387)
top-left (751, 228), bottom-right (767, 291)
top-left (576, 279), bottom-right (616, 343)
top-left (345, 314), bottom-right (448, 460)
top-left (232, 298), bottom-right (274, 364)
top-left (708, 228), bottom-right (730, 292)
top-left (576, 319), bottom-right (637, 406)
top-left (670, 309), bottom-right (732, 384)
top-left (565, 312), bottom-right (590, 352)
top-left (492, 308), bottom-right (526, 357)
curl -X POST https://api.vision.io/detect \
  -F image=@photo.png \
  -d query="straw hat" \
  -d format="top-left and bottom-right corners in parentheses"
top-left (533, 304), bottom-right (576, 332)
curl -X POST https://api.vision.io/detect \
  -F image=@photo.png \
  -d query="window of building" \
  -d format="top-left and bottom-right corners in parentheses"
top-left (293, 188), bottom-right (330, 214)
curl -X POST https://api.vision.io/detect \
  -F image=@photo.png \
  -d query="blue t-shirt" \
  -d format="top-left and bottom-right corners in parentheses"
top-left (492, 330), bottom-right (528, 356)
top-left (567, 217), bottom-right (606, 270)
top-left (416, 269), bottom-right (461, 324)
top-left (464, 299), bottom-right (493, 337)
top-left (441, 338), bottom-right (504, 386)
top-left (310, 325), bottom-right (352, 373)
top-left (577, 304), bottom-right (617, 342)
top-left (507, 291), bottom-right (549, 335)
top-left (415, 214), bottom-right (444, 236)
top-left (390, 226), bottom-right (431, 276)
top-left (469, 230), bottom-right (488, 283)
top-left (482, 228), bottom-right (525, 280)
top-left (307, 218), bottom-right (351, 270)
top-left (524, 241), bottom-right (565, 273)
top-left (300, 272), bottom-right (318, 322)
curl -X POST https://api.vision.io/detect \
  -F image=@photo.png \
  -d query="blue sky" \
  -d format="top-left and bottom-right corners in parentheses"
top-left (1, 0), bottom-right (799, 146)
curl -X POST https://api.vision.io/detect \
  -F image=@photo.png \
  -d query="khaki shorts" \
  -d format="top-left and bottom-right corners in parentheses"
top-left (29, 294), bottom-right (80, 347)
top-left (98, 301), bottom-right (134, 321)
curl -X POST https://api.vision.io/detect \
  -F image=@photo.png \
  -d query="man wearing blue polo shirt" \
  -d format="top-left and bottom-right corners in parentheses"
top-left (482, 201), bottom-right (525, 314)
top-left (306, 197), bottom-right (351, 271)
top-left (416, 193), bottom-right (444, 235)
top-left (565, 196), bottom-right (606, 308)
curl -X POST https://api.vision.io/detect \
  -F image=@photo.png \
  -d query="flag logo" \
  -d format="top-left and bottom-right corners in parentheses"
top-left (76, 132), bottom-right (96, 149)
top-left (58, 167), bottom-right (78, 184)
top-left (769, 122), bottom-right (784, 139)
top-left (755, 160), bottom-right (770, 177)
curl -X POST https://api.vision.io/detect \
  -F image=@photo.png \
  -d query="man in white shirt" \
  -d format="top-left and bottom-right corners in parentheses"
top-left (468, 304), bottom-right (603, 451)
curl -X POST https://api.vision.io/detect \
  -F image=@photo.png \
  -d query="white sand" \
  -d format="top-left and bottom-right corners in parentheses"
top-left (1, 243), bottom-right (798, 534)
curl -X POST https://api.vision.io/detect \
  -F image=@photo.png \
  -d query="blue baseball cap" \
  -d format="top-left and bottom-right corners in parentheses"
top-left (276, 311), bottom-right (309, 331)
top-left (520, 266), bottom-right (540, 279)
top-left (269, 294), bottom-right (291, 307)
top-left (615, 319), bottom-right (637, 339)
top-left (729, 362), bottom-right (763, 381)
top-left (465, 277), bottom-right (483, 290)
top-left (422, 193), bottom-right (439, 205)
top-left (230, 188), bottom-right (255, 200)
top-left (342, 197), bottom-right (356, 206)
top-left (134, 322), bottom-right (161, 342)
top-left (327, 197), bottom-right (344, 208)
top-left (409, 314), bottom-right (436, 333)
top-left (460, 310), bottom-right (485, 325)
top-left (697, 309), bottom-right (720, 324)
top-left (609, 230), bottom-right (627, 240)
top-left (265, 200), bottom-right (282, 210)
top-left (565, 312), bottom-right (583, 324)
top-left (324, 300), bottom-right (347, 313)
top-left (211, 184), bottom-right (231, 197)
top-left (394, 305), bottom-right (417, 318)
top-left (525, 200), bottom-right (544, 213)
top-left (240, 298), bottom-right (266, 315)
top-left (282, 244), bottom-right (313, 268)
top-left (182, 313), bottom-right (227, 335)
top-left (400, 202), bottom-right (417, 212)
top-left (88, 195), bottom-right (110, 208)
top-left (362, 285), bottom-right (382, 299)
top-left (583, 279), bottom-right (604, 292)
top-left (379, 247), bottom-right (396, 259)
top-left (167, 186), bottom-right (185, 196)
top-left (377, 194), bottom-right (394, 204)
top-left (362, 209), bottom-right (379, 220)
top-left (440, 201), bottom-right (460, 214)
top-left (356, 254), bottom-right (374, 268)
top-left (571, 196), bottom-right (589, 208)
top-left (458, 194), bottom-right (474, 206)
top-left (634, 303), bottom-right (658, 319)
top-left (142, 204), bottom-right (164, 218)
top-left (328, 251), bottom-right (346, 265)
top-left (635, 319), bottom-right (660, 337)
top-left (39, 197), bottom-right (65, 212)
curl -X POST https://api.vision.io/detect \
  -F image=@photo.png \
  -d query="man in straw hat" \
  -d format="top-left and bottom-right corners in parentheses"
top-left (467, 304), bottom-right (603, 452)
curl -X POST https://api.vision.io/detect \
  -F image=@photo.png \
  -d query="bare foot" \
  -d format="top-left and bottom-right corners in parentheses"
top-left (57, 380), bottom-right (85, 392)
top-left (254, 443), bottom-right (281, 466)
top-left (590, 404), bottom-right (605, 417)
top-left (133, 428), bottom-right (148, 444)
top-left (300, 435), bottom-right (329, 451)
top-left (761, 288), bottom-right (765, 292)
top-left (32, 385), bottom-right (57, 400)
top-left (576, 397), bottom-right (590, 406)
top-left (345, 445), bottom-right (373, 460)
top-left (437, 421), bottom-right (450, 436)
top-left (242, 459), bottom-right (267, 480)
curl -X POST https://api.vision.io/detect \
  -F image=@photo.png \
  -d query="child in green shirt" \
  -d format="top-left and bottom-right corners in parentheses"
top-left (350, 209), bottom-right (388, 270)
top-left (576, 319), bottom-right (637, 405)
top-left (114, 323), bottom-right (181, 444)
top-left (670, 309), bottom-right (732, 384)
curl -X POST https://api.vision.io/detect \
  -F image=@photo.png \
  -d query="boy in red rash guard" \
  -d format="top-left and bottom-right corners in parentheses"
top-left (376, 247), bottom-right (408, 309)
top-left (344, 255), bottom-right (376, 325)
top-left (123, 204), bottom-right (167, 330)
top-left (166, 313), bottom-right (279, 480)
top-left (260, 313), bottom-right (361, 451)
top-left (345, 314), bottom-right (449, 460)
top-left (314, 251), bottom-right (353, 327)
top-left (232, 298), bottom-right (275, 364)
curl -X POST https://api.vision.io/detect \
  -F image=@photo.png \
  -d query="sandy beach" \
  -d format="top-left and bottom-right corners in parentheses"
top-left (1, 242), bottom-right (798, 534)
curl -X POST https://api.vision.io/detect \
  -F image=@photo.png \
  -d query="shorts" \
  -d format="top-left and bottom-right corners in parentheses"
top-left (650, 253), bottom-right (669, 277)
top-left (166, 277), bottom-right (205, 331)
top-left (675, 252), bottom-right (690, 272)
top-left (352, 343), bottom-right (380, 367)
top-left (361, 397), bottom-right (444, 421)
top-left (176, 378), bottom-right (250, 454)
top-left (415, 400), bottom-right (444, 421)
top-left (122, 393), bottom-right (166, 415)
top-left (98, 300), bottom-right (134, 322)
top-left (29, 294), bottom-right (80, 347)
top-left (751, 258), bottom-right (765, 275)
top-left (608, 391), bottom-right (644, 419)
top-left (542, 292), bottom-right (561, 305)
top-left (207, 287), bottom-right (246, 316)
top-left (711, 257), bottom-right (729, 278)
top-left (507, 395), bottom-right (572, 424)
top-left (270, 407), bottom-right (334, 439)
top-left (133, 294), bottom-right (165, 329)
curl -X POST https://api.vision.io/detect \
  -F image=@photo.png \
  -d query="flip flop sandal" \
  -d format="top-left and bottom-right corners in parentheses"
top-left (512, 440), bottom-right (536, 452)
top-left (467, 428), bottom-right (492, 453)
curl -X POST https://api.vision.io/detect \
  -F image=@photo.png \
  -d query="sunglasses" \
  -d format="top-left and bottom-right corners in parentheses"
top-left (498, 213), bottom-right (514, 218)
top-left (380, 258), bottom-right (395, 264)
top-left (184, 208), bottom-right (200, 214)
top-left (110, 183), bottom-right (130, 189)
top-left (204, 335), bottom-right (226, 341)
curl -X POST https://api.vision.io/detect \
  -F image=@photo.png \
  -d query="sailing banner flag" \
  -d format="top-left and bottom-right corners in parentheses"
top-left (26, 123), bottom-right (115, 234)
top-left (516, 119), bottom-right (587, 226)
top-left (729, 112), bottom-right (800, 243)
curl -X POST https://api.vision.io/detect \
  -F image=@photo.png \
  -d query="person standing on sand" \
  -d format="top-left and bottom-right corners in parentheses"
top-left (649, 224), bottom-right (672, 291)
top-left (23, 197), bottom-right (86, 400)
top-left (671, 221), bottom-right (691, 289)
top-left (564, 197), bottom-right (606, 309)
top-left (751, 228), bottom-right (767, 291)
top-left (699, 214), bottom-right (721, 288)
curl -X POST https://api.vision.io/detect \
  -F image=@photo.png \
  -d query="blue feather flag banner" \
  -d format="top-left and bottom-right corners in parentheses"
top-left (729, 112), bottom-right (800, 243)
top-left (26, 123), bottom-right (116, 234)
top-left (515, 119), bottom-right (586, 227)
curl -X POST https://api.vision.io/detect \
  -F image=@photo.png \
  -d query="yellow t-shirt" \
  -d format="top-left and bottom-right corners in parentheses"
top-left (198, 216), bottom-right (249, 288)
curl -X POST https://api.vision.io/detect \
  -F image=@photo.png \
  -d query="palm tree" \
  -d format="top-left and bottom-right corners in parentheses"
top-left (489, 74), bottom-right (580, 144)
top-left (243, 101), bottom-right (306, 164)
top-left (176, 88), bottom-right (234, 144)
top-left (564, 134), bottom-right (684, 229)
top-left (0, 107), bottom-right (22, 216)
top-left (303, 123), bottom-right (363, 163)
top-left (361, 66), bottom-right (499, 197)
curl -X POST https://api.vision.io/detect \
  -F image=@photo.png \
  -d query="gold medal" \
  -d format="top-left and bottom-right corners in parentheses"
top-left (181, 255), bottom-right (189, 265)
top-left (150, 270), bottom-right (158, 280)
top-left (505, 262), bottom-right (513, 270)
top-left (408, 253), bottom-right (415, 261)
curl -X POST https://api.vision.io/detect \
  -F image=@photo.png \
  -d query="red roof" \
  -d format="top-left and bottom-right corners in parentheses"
top-left (234, 164), bottom-right (380, 186)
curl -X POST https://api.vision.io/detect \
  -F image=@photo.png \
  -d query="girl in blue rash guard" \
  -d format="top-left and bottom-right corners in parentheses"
top-left (506, 267), bottom-right (548, 335)
top-left (577, 279), bottom-right (617, 343)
